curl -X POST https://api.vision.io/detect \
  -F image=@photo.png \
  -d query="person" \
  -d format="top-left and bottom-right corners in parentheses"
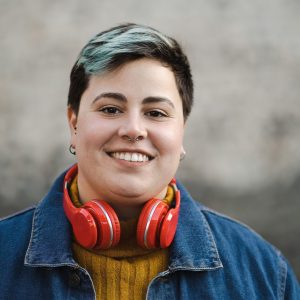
top-left (0, 23), bottom-right (299, 300)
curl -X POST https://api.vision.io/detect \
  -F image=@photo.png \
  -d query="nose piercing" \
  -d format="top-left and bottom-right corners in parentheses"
top-left (126, 136), bottom-right (142, 142)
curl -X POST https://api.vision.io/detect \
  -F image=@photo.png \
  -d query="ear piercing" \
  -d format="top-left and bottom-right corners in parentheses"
top-left (69, 145), bottom-right (76, 155)
top-left (69, 126), bottom-right (77, 154)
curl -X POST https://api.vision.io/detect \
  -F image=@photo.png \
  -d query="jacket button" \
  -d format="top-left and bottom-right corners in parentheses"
top-left (69, 272), bottom-right (81, 288)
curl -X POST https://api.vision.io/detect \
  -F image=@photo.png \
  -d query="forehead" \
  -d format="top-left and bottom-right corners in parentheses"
top-left (84, 58), bottom-right (181, 103)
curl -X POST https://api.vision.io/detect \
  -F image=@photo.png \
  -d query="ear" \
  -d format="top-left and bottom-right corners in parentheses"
top-left (67, 106), bottom-right (77, 146)
top-left (180, 146), bottom-right (186, 161)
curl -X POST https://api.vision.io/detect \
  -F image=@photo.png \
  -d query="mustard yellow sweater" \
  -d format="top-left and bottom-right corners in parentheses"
top-left (70, 177), bottom-right (172, 300)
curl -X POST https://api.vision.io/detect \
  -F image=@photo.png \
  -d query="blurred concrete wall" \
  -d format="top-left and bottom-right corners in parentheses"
top-left (0, 0), bottom-right (299, 278)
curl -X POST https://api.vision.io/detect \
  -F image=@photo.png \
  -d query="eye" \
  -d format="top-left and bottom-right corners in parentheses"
top-left (99, 106), bottom-right (122, 115)
top-left (145, 110), bottom-right (168, 118)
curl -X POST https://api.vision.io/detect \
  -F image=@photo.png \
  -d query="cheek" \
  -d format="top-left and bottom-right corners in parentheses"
top-left (77, 117), bottom-right (117, 147)
top-left (154, 124), bottom-right (184, 156)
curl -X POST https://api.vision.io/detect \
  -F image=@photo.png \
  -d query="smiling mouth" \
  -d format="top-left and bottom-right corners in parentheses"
top-left (108, 152), bottom-right (154, 162)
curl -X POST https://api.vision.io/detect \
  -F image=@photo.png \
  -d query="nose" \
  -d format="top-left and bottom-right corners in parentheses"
top-left (118, 113), bottom-right (147, 142)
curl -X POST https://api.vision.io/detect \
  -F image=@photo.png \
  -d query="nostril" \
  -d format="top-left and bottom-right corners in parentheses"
top-left (123, 135), bottom-right (144, 143)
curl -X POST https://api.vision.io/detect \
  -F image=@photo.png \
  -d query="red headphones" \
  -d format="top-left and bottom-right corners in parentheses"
top-left (63, 164), bottom-right (180, 250)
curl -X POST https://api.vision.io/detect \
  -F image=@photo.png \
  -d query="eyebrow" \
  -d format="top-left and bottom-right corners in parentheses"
top-left (92, 92), bottom-right (175, 109)
top-left (142, 96), bottom-right (175, 109)
top-left (92, 92), bottom-right (126, 104)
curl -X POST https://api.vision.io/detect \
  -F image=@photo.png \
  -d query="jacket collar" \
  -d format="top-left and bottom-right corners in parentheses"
top-left (24, 170), bottom-right (77, 267)
top-left (25, 169), bottom-right (223, 271)
top-left (169, 182), bottom-right (223, 271)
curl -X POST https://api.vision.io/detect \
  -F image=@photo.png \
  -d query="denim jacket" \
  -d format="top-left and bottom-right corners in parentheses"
top-left (0, 170), bottom-right (299, 299)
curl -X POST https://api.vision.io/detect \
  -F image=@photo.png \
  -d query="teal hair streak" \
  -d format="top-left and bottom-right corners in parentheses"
top-left (76, 25), bottom-right (174, 75)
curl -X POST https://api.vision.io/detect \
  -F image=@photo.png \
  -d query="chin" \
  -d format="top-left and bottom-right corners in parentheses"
top-left (111, 180), bottom-right (158, 202)
top-left (114, 185), bottom-right (147, 199)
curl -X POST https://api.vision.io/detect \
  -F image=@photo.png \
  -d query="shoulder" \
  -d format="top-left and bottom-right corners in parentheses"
top-left (0, 206), bottom-right (36, 232)
top-left (196, 203), bottom-right (281, 262)
top-left (175, 185), bottom-right (300, 298)
top-left (197, 203), bottom-right (299, 297)
top-left (0, 206), bottom-right (36, 256)
top-left (0, 168), bottom-right (67, 240)
top-left (178, 182), bottom-right (282, 266)
top-left (200, 205), bottom-right (275, 251)
top-left (178, 183), bottom-right (273, 253)
top-left (178, 181), bottom-right (299, 296)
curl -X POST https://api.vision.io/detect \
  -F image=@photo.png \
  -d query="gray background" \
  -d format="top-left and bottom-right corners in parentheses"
top-left (0, 0), bottom-right (299, 278)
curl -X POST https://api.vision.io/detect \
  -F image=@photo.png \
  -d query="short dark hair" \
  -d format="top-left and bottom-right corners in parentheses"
top-left (68, 23), bottom-right (193, 120)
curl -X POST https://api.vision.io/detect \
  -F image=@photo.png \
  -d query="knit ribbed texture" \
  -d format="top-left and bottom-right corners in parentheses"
top-left (70, 176), bottom-right (172, 300)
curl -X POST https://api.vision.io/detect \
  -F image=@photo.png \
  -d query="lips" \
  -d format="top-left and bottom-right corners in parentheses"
top-left (108, 151), bottom-right (153, 162)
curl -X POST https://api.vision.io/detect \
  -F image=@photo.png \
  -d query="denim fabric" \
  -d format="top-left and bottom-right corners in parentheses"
top-left (0, 169), bottom-right (299, 299)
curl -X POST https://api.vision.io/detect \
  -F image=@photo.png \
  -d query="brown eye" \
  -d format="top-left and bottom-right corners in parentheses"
top-left (100, 106), bottom-right (122, 115)
top-left (146, 110), bottom-right (168, 118)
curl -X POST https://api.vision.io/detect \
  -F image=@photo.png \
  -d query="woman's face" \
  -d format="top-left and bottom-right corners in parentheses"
top-left (68, 58), bottom-right (185, 217)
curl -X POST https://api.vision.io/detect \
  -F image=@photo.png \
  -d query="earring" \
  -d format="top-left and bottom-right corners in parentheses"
top-left (69, 145), bottom-right (76, 155)
top-left (180, 148), bottom-right (186, 161)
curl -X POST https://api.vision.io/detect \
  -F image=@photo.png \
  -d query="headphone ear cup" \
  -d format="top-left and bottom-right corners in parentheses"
top-left (72, 208), bottom-right (98, 249)
top-left (83, 200), bottom-right (120, 249)
top-left (159, 207), bottom-right (179, 248)
top-left (137, 199), bottom-right (169, 249)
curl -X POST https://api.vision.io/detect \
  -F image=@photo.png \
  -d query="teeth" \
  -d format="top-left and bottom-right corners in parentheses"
top-left (125, 153), bottom-right (131, 161)
top-left (132, 153), bottom-right (138, 162)
top-left (111, 152), bottom-right (151, 162)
